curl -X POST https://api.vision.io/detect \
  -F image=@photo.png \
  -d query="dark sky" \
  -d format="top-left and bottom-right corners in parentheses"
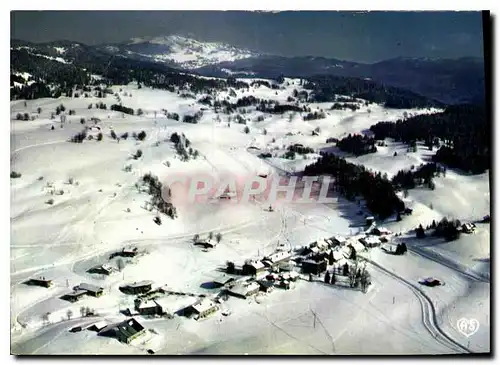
top-left (11, 11), bottom-right (484, 63)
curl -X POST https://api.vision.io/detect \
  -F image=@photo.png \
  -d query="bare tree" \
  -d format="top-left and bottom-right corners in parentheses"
top-left (66, 309), bottom-right (73, 321)
top-left (193, 233), bottom-right (200, 243)
top-left (215, 232), bottom-right (222, 244)
top-left (208, 232), bottom-right (214, 240)
top-left (80, 306), bottom-right (86, 318)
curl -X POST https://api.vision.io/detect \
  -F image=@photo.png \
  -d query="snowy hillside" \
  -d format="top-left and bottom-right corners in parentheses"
top-left (10, 75), bottom-right (490, 355)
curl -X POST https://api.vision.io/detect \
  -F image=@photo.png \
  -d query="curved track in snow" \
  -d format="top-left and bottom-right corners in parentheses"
top-left (407, 246), bottom-right (489, 283)
top-left (366, 258), bottom-right (472, 354)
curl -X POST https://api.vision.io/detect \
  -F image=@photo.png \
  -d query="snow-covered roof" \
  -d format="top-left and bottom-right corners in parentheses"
top-left (128, 280), bottom-right (153, 288)
top-left (90, 321), bottom-right (108, 331)
top-left (244, 260), bottom-right (265, 270)
top-left (138, 300), bottom-right (160, 309)
top-left (332, 251), bottom-right (344, 261)
top-left (375, 227), bottom-right (392, 235)
top-left (266, 251), bottom-right (291, 263)
top-left (350, 241), bottom-right (367, 251)
top-left (101, 263), bottom-right (114, 272)
top-left (78, 283), bottom-right (103, 293)
top-left (213, 275), bottom-right (236, 285)
top-left (229, 281), bottom-right (260, 296)
top-left (360, 236), bottom-right (381, 245)
top-left (67, 289), bottom-right (88, 298)
top-left (332, 235), bottom-right (347, 244)
top-left (192, 298), bottom-right (218, 314)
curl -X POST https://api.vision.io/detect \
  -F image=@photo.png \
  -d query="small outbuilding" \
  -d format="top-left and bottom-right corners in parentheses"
top-left (28, 277), bottom-right (53, 288)
top-left (77, 283), bottom-right (104, 297)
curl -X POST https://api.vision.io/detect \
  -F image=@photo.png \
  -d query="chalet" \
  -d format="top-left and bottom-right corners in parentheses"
top-left (88, 264), bottom-right (115, 276)
top-left (136, 300), bottom-right (163, 316)
top-left (359, 236), bottom-right (381, 248)
top-left (302, 259), bottom-right (327, 275)
top-left (120, 281), bottom-right (153, 295)
top-left (256, 280), bottom-right (274, 293)
top-left (78, 283), bottom-right (104, 297)
top-left (242, 260), bottom-right (267, 276)
top-left (101, 318), bottom-right (146, 344)
top-left (121, 246), bottom-right (139, 257)
top-left (65, 289), bottom-right (88, 303)
top-left (29, 277), bottom-right (53, 288)
top-left (189, 298), bottom-right (219, 319)
top-left (87, 321), bottom-right (108, 332)
top-left (195, 239), bottom-right (217, 249)
top-left (372, 227), bottom-right (392, 236)
top-left (227, 281), bottom-right (260, 299)
top-left (265, 251), bottom-right (292, 265)
top-left (462, 222), bottom-right (476, 234)
top-left (212, 275), bottom-right (236, 288)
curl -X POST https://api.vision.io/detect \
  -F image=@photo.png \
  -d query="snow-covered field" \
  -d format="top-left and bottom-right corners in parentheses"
top-left (10, 77), bottom-right (490, 355)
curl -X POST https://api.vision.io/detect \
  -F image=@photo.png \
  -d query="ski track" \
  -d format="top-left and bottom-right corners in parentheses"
top-left (366, 258), bottom-right (472, 354)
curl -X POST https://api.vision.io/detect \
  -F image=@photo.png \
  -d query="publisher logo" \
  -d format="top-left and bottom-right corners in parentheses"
top-left (457, 318), bottom-right (479, 338)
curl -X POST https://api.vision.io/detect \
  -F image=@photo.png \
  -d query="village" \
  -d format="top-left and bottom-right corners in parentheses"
top-left (22, 215), bottom-right (415, 352)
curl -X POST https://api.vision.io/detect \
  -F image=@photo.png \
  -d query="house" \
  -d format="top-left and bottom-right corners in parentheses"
top-left (195, 239), bottom-right (217, 249)
top-left (121, 246), bottom-right (139, 257)
top-left (136, 300), bottom-right (163, 316)
top-left (227, 281), bottom-right (260, 299)
top-left (359, 236), bottom-right (381, 248)
top-left (29, 277), bottom-right (53, 288)
top-left (65, 289), bottom-right (88, 302)
top-left (77, 283), bottom-right (104, 297)
top-left (366, 216), bottom-right (375, 226)
top-left (331, 235), bottom-right (346, 246)
top-left (101, 318), bottom-right (146, 344)
top-left (189, 298), bottom-right (219, 319)
top-left (88, 264), bottom-right (116, 276)
top-left (242, 260), bottom-right (267, 276)
top-left (87, 321), bottom-right (108, 332)
top-left (372, 227), bottom-right (392, 236)
top-left (301, 259), bottom-right (327, 275)
top-left (265, 251), bottom-right (292, 264)
top-left (462, 222), bottom-right (476, 234)
top-left (256, 280), bottom-right (274, 293)
top-left (120, 281), bottom-right (153, 295)
top-left (212, 275), bottom-right (236, 288)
